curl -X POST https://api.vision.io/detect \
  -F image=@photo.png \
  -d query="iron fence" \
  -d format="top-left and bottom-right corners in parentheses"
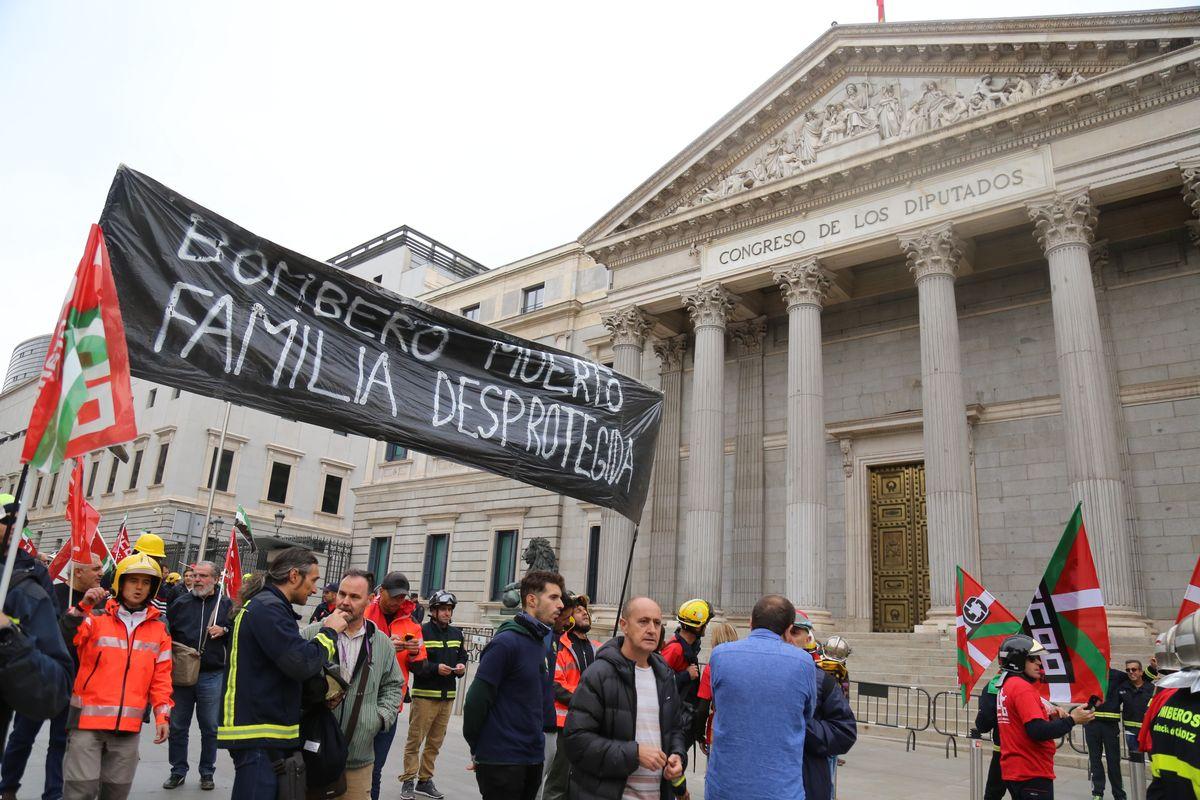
top-left (848, 680), bottom-right (932, 752)
top-left (930, 690), bottom-right (980, 758)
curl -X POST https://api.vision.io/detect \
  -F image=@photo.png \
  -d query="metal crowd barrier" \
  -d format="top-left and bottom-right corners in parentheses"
top-left (930, 690), bottom-right (980, 758)
top-left (451, 624), bottom-right (495, 716)
top-left (848, 680), bottom-right (932, 752)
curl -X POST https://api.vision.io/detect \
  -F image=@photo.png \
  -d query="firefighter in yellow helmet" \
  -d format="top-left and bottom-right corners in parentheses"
top-left (134, 532), bottom-right (178, 615)
top-left (661, 599), bottom-right (713, 748)
top-left (1139, 610), bottom-right (1200, 799)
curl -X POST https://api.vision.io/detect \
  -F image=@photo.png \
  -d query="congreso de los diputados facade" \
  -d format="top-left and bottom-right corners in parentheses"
top-left (349, 8), bottom-right (1200, 640)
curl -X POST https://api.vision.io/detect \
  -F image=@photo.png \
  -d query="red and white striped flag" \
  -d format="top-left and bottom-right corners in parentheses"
top-left (1178, 553), bottom-right (1200, 624)
top-left (111, 516), bottom-right (132, 563)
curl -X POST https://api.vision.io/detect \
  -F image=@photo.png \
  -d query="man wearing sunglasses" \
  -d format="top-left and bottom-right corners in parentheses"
top-left (1117, 660), bottom-right (1154, 768)
top-left (996, 634), bottom-right (1095, 799)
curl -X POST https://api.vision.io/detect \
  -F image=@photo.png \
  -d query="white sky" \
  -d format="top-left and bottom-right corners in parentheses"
top-left (0, 0), bottom-right (1191, 379)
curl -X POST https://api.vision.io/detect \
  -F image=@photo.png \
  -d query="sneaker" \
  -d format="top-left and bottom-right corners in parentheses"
top-left (163, 775), bottom-right (186, 790)
top-left (399, 780), bottom-right (416, 800)
top-left (415, 780), bottom-right (445, 800)
top-left (200, 776), bottom-right (215, 791)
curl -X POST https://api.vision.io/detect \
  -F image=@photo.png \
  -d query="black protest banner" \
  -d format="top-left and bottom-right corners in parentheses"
top-left (99, 166), bottom-right (662, 520)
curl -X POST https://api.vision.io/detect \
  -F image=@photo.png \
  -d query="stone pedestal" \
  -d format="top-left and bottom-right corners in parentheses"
top-left (596, 306), bottom-right (651, 605)
top-left (774, 260), bottom-right (833, 628)
top-left (679, 284), bottom-right (737, 606)
top-left (1028, 190), bottom-right (1146, 632)
top-left (900, 223), bottom-right (978, 626)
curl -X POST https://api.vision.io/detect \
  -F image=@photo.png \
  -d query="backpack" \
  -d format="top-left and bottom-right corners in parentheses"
top-left (299, 705), bottom-right (348, 799)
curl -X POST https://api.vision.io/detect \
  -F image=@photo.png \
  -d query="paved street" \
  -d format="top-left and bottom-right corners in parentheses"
top-left (14, 713), bottom-right (1122, 800)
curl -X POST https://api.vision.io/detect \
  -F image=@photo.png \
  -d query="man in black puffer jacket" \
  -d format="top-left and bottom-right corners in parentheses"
top-left (564, 597), bottom-right (687, 800)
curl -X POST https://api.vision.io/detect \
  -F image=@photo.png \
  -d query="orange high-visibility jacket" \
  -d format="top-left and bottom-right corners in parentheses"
top-left (70, 599), bottom-right (173, 732)
top-left (553, 632), bottom-right (602, 728)
top-left (363, 598), bottom-right (426, 711)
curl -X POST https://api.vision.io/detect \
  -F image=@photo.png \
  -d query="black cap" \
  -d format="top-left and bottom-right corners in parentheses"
top-left (322, 582), bottom-right (339, 593)
top-left (379, 572), bottom-right (410, 596)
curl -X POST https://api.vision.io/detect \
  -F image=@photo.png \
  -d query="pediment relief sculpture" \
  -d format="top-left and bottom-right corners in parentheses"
top-left (682, 69), bottom-right (1088, 212)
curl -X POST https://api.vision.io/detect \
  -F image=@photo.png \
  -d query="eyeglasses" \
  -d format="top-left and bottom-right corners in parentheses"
top-left (1126, 667), bottom-right (1142, 673)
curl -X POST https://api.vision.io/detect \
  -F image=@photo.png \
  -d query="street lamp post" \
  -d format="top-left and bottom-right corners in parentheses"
top-left (274, 509), bottom-right (285, 535)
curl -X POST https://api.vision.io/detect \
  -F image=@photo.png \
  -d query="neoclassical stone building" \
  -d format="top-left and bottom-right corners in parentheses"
top-left (352, 8), bottom-right (1200, 634)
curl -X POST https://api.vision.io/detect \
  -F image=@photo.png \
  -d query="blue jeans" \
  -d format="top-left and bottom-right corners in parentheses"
top-left (169, 670), bottom-right (223, 778)
top-left (0, 708), bottom-right (68, 800)
top-left (371, 721), bottom-right (398, 800)
top-left (230, 749), bottom-right (278, 800)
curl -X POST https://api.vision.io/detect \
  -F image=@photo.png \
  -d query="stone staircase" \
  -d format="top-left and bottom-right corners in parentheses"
top-left (839, 629), bottom-right (1159, 771)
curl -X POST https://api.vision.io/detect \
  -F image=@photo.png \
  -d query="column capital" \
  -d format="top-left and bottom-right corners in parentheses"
top-left (1027, 188), bottom-right (1097, 254)
top-left (601, 306), bottom-right (653, 349)
top-left (728, 317), bottom-right (767, 358)
top-left (1181, 160), bottom-right (1200, 218)
top-left (899, 222), bottom-right (966, 282)
top-left (681, 283), bottom-right (738, 330)
top-left (653, 335), bottom-right (687, 374)
top-left (773, 258), bottom-right (831, 309)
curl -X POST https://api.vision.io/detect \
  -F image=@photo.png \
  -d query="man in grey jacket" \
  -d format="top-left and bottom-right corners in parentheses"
top-left (304, 569), bottom-right (403, 800)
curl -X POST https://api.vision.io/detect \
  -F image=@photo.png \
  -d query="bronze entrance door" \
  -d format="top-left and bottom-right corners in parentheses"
top-left (869, 463), bottom-right (931, 632)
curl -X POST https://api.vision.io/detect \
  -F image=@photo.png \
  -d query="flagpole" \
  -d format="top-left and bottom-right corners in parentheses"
top-left (197, 401), bottom-right (232, 563)
top-left (0, 464), bottom-right (32, 610)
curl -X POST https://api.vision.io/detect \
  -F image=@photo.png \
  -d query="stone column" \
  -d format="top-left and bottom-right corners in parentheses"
top-left (648, 336), bottom-right (686, 610)
top-left (727, 317), bottom-right (766, 613)
top-left (597, 306), bottom-right (652, 605)
top-left (1028, 189), bottom-right (1142, 626)
top-left (899, 223), bottom-right (977, 625)
top-left (679, 284), bottom-right (737, 606)
top-left (773, 259), bottom-right (833, 626)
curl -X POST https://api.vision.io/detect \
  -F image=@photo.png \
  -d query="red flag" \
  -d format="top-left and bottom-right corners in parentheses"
top-left (48, 529), bottom-right (110, 583)
top-left (22, 225), bottom-right (136, 474)
top-left (222, 534), bottom-right (242, 601)
top-left (1178, 553), bottom-right (1200, 624)
top-left (65, 461), bottom-right (100, 564)
top-left (17, 529), bottom-right (38, 558)
top-left (956, 566), bottom-right (1021, 704)
top-left (111, 517), bottom-right (132, 563)
top-left (1021, 504), bottom-right (1110, 704)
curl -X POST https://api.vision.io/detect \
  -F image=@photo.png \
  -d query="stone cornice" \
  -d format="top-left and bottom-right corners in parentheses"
top-left (587, 41), bottom-right (1200, 269)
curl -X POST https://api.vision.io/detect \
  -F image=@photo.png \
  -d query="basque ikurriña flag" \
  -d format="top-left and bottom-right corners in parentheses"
top-left (21, 225), bottom-right (136, 474)
top-left (1021, 503), bottom-right (1111, 703)
top-left (1177, 553), bottom-right (1200, 624)
top-left (956, 566), bottom-right (1021, 704)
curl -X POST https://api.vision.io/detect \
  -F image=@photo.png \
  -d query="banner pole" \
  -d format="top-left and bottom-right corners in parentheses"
top-left (611, 526), bottom-right (639, 638)
top-left (0, 464), bottom-right (32, 610)
top-left (197, 401), bottom-right (232, 563)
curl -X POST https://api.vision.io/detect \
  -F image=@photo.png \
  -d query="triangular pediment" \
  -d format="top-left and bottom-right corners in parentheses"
top-left (580, 8), bottom-right (1200, 246)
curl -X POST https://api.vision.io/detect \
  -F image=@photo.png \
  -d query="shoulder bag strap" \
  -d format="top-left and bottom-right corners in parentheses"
top-left (344, 633), bottom-right (371, 733)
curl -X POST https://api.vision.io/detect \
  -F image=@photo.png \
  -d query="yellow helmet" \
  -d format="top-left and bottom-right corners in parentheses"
top-left (677, 598), bottom-right (713, 630)
top-left (165, 572), bottom-right (181, 584)
top-left (133, 532), bottom-right (166, 559)
top-left (114, 553), bottom-right (163, 599)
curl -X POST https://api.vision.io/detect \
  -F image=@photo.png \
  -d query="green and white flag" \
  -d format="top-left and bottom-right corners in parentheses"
top-left (234, 505), bottom-right (257, 552)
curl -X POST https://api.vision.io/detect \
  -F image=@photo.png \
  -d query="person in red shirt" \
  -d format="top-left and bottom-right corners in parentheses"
top-left (995, 634), bottom-right (1095, 799)
top-left (660, 598), bottom-right (712, 749)
top-left (362, 572), bottom-right (426, 800)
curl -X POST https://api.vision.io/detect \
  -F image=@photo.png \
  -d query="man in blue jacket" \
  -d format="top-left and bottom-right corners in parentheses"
top-left (0, 494), bottom-right (73, 755)
top-left (707, 595), bottom-right (816, 800)
top-left (164, 561), bottom-right (233, 791)
top-left (784, 612), bottom-right (856, 800)
top-left (462, 570), bottom-right (563, 800)
top-left (217, 547), bottom-right (348, 800)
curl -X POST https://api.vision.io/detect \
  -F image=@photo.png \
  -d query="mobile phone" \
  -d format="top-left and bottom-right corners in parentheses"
top-left (1085, 695), bottom-right (1101, 711)
top-left (404, 634), bottom-right (414, 641)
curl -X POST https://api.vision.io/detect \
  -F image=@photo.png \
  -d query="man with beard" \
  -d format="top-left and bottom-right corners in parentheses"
top-left (303, 570), bottom-right (402, 800)
top-left (463, 571), bottom-right (564, 800)
top-left (543, 594), bottom-right (601, 800)
top-left (164, 561), bottom-right (232, 791)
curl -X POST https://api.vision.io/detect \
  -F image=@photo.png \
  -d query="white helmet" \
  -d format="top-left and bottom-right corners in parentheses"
top-left (823, 635), bottom-right (852, 663)
top-left (1159, 611), bottom-right (1200, 671)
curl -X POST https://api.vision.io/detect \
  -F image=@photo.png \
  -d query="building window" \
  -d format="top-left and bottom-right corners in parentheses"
top-left (490, 530), bottom-right (518, 601)
top-left (105, 457), bottom-right (119, 494)
top-left (585, 524), bottom-right (601, 601)
top-left (44, 473), bottom-right (57, 507)
top-left (320, 474), bottom-right (343, 515)
top-left (207, 447), bottom-right (234, 492)
top-left (266, 462), bottom-right (291, 504)
top-left (384, 442), bottom-right (409, 462)
top-left (421, 534), bottom-right (449, 594)
top-left (146, 388), bottom-right (157, 408)
top-left (367, 537), bottom-right (390, 587)
top-left (127, 448), bottom-right (144, 490)
top-left (462, 304), bottom-right (480, 321)
top-left (31, 476), bottom-right (43, 508)
top-left (86, 460), bottom-right (99, 497)
top-left (521, 284), bottom-right (545, 314)
top-left (152, 442), bottom-right (170, 485)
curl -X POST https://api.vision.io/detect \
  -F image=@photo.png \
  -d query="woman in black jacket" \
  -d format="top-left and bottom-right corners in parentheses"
top-left (563, 598), bottom-right (688, 800)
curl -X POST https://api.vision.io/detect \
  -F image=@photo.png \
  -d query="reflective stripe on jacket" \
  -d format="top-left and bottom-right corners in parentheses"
top-left (363, 599), bottom-right (426, 710)
top-left (68, 599), bottom-right (173, 732)
top-left (410, 621), bottom-right (467, 701)
top-left (553, 632), bottom-right (601, 728)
